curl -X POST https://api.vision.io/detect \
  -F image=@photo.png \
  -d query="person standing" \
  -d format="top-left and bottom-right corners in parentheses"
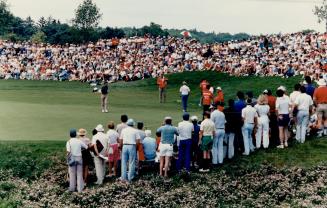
top-left (211, 104), bottom-right (226, 166)
top-left (234, 91), bottom-right (246, 154)
top-left (176, 113), bottom-right (194, 174)
top-left (106, 122), bottom-right (120, 177)
top-left (120, 119), bottom-right (141, 182)
top-left (214, 87), bottom-right (224, 111)
top-left (157, 74), bottom-right (168, 103)
top-left (264, 89), bottom-right (279, 147)
top-left (294, 86), bottom-right (313, 143)
top-left (101, 81), bottom-right (109, 113)
top-left (304, 76), bottom-right (315, 98)
top-left (157, 117), bottom-right (179, 178)
top-left (199, 79), bottom-right (209, 106)
top-left (191, 116), bottom-right (201, 168)
top-left (254, 95), bottom-right (270, 149)
top-left (66, 129), bottom-right (88, 192)
top-left (199, 111), bottom-right (215, 172)
top-left (78, 129), bottom-right (92, 185)
top-left (92, 124), bottom-right (108, 185)
top-left (313, 79), bottom-right (327, 137)
top-left (241, 99), bottom-right (258, 155)
top-left (202, 85), bottom-right (214, 118)
top-left (223, 99), bottom-right (237, 159)
top-left (179, 81), bottom-right (191, 112)
top-left (116, 115), bottom-right (128, 136)
top-left (276, 88), bottom-right (291, 149)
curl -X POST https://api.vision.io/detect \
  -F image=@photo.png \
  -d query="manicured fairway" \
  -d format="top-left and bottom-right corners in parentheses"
top-left (0, 72), bottom-right (301, 140)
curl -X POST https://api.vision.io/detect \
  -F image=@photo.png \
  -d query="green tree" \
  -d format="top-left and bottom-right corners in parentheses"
top-left (73, 0), bottom-right (102, 29)
top-left (314, 0), bottom-right (327, 32)
top-left (30, 30), bottom-right (46, 43)
top-left (0, 0), bottom-right (15, 35)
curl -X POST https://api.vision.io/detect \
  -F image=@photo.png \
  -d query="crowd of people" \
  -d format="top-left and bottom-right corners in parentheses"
top-left (66, 76), bottom-right (327, 193)
top-left (1, 32), bottom-right (327, 82)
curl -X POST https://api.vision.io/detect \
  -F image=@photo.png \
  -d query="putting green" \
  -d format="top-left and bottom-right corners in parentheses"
top-left (0, 72), bottom-right (301, 140)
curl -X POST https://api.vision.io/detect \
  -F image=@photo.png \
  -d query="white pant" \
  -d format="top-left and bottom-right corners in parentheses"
top-left (256, 116), bottom-right (269, 148)
top-left (224, 133), bottom-right (235, 159)
top-left (68, 156), bottom-right (84, 192)
top-left (212, 129), bottom-right (225, 164)
top-left (296, 110), bottom-right (309, 143)
top-left (94, 156), bottom-right (106, 184)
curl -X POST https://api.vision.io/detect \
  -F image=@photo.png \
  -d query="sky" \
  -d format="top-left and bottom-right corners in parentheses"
top-left (6, 0), bottom-right (326, 35)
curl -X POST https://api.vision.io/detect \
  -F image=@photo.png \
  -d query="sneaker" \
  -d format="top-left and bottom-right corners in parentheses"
top-left (203, 169), bottom-right (210, 173)
top-left (199, 168), bottom-right (205, 173)
top-left (277, 145), bottom-right (284, 149)
top-left (101, 109), bottom-right (105, 113)
top-left (284, 142), bottom-right (288, 147)
top-left (105, 110), bottom-right (108, 113)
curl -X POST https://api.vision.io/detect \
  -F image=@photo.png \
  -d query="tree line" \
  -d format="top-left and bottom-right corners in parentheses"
top-left (1, 0), bottom-right (326, 45)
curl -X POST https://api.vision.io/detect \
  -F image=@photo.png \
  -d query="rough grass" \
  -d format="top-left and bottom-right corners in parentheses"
top-left (1, 72), bottom-right (327, 207)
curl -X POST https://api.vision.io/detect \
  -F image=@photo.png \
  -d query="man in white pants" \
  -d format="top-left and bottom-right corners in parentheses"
top-left (211, 104), bottom-right (226, 165)
top-left (294, 86), bottom-right (313, 143)
top-left (92, 124), bottom-right (108, 185)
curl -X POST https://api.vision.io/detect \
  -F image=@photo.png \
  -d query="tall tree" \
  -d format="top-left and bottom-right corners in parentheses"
top-left (314, 0), bottom-right (327, 32)
top-left (73, 0), bottom-right (102, 29)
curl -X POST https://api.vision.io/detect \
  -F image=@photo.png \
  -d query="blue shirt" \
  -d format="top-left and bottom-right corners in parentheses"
top-left (157, 125), bottom-right (178, 144)
top-left (142, 137), bottom-right (156, 161)
top-left (192, 124), bottom-right (200, 143)
top-left (234, 99), bottom-right (246, 113)
top-left (305, 84), bottom-right (315, 98)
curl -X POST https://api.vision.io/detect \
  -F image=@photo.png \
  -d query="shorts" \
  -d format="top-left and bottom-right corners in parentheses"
top-left (317, 104), bottom-right (327, 119)
top-left (108, 143), bottom-right (120, 162)
top-left (159, 143), bottom-right (173, 157)
top-left (278, 114), bottom-right (290, 127)
top-left (201, 136), bottom-right (213, 151)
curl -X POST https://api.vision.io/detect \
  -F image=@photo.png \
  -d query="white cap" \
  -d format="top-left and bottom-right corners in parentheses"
top-left (316, 79), bottom-right (327, 86)
top-left (277, 86), bottom-right (286, 92)
top-left (216, 86), bottom-right (222, 91)
top-left (145, 130), bottom-right (152, 137)
top-left (190, 116), bottom-right (198, 121)
top-left (95, 124), bottom-right (104, 132)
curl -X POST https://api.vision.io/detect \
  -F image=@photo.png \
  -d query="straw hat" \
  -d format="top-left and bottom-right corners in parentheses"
top-left (78, 128), bottom-right (87, 137)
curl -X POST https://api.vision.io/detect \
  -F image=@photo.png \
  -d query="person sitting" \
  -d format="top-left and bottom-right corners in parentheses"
top-left (143, 130), bottom-right (157, 161)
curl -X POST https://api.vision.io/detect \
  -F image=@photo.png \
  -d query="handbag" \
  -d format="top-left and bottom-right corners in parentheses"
top-left (67, 142), bottom-right (76, 166)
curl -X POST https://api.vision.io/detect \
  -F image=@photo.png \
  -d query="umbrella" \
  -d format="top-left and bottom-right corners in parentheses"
top-left (180, 31), bottom-right (192, 38)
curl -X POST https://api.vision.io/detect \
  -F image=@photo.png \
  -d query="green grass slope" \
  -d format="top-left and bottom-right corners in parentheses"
top-left (0, 71), bottom-right (301, 141)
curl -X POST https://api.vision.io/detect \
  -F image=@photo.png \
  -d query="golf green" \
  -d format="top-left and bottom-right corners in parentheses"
top-left (0, 71), bottom-right (301, 140)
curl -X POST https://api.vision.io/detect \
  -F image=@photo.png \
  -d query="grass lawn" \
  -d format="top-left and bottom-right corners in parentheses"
top-left (1, 72), bottom-right (327, 207)
top-left (0, 71), bottom-right (301, 141)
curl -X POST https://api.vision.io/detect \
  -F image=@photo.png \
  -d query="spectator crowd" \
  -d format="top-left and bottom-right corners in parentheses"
top-left (66, 76), bottom-right (327, 192)
top-left (1, 32), bottom-right (327, 82)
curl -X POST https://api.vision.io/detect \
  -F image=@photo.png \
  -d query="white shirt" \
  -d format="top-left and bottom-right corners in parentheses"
top-left (254, 104), bottom-right (270, 117)
top-left (200, 119), bottom-right (215, 136)
top-left (107, 129), bottom-right (119, 145)
top-left (120, 126), bottom-right (140, 145)
top-left (294, 93), bottom-right (313, 112)
top-left (178, 120), bottom-right (194, 140)
top-left (92, 132), bottom-right (109, 154)
top-left (290, 91), bottom-right (301, 105)
top-left (211, 110), bottom-right (226, 129)
top-left (179, 85), bottom-right (190, 95)
top-left (276, 95), bottom-right (291, 115)
top-left (242, 105), bottom-right (258, 124)
top-left (66, 138), bottom-right (88, 157)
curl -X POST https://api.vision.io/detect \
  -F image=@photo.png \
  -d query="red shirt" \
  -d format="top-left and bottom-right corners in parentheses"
top-left (202, 90), bottom-right (213, 105)
top-left (157, 77), bottom-right (167, 89)
top-left (313, 86), bottom-right (327, 104)
top-left (267, 95), bottom-right (277, 113)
